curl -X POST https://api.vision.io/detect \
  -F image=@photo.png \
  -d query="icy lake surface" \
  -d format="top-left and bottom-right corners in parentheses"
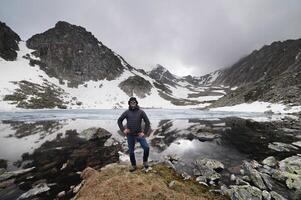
top-left (0, 109), bottom-right (290, 167)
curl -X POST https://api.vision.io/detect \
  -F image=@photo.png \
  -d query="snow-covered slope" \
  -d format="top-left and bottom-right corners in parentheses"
top-left (0, 42), bottom-right (224, 110)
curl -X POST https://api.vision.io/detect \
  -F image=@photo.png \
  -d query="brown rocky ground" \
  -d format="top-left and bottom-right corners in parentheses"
top-left (75, 163), bottom-right (228, 200)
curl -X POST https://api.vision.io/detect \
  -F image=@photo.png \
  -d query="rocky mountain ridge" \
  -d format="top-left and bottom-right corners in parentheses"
top-left (0, 22), bottom-right (21, 61)
top-left (210, 39), bottom-right (301, 107)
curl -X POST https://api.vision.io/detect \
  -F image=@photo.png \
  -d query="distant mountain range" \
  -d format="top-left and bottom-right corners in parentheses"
top-left (0, 21), bottom-right (300, 110)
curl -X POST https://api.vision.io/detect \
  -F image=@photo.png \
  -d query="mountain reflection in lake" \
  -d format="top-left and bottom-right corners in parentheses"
top-left (0, 109), bottom-right (300, 199)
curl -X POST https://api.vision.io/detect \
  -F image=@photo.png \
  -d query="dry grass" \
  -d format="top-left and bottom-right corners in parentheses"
top-left (75, 163), bottom-right (228, 200)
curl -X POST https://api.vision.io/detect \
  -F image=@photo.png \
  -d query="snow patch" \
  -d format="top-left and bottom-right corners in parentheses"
top-left (210, 101), bottom-right (301, 114)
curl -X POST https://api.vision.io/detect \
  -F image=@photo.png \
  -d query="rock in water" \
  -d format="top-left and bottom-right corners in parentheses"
top-left (17, 183), bottom-right (50, 200)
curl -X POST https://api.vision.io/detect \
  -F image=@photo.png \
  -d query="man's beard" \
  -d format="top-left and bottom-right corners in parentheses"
top-left (129, 105), bottom-right (137, 110)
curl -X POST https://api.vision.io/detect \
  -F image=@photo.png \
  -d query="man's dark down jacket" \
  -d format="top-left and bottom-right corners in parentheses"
top-left (117, 107), bottom-right (150, 135)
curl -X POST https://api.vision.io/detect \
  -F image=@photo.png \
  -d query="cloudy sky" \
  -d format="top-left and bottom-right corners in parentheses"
top-left (1, 0), bottom-right (301, 76)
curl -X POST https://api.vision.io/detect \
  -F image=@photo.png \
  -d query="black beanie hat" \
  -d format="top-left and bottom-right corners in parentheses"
top-left (128, 97), bottom-right (138, 105)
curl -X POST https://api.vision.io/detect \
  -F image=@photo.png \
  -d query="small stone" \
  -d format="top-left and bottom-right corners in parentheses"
top-left (262, 156), bottom-right (277, 168)
top-left (181, 172), bottom-right (191, 180)
top-left (73, 180), bottom-right (84, 194)
top-left (57, 191), bottom-right (66, 198)
top-left (168, 180), bottom-right (176, 188)
top-left (198, 181), bottom-right (209, 187)
top-left (230, 174), bottom-right (236, 181)
top-left (196, 176), bottom-right (206, 182)
top-left (209, 180), bottom-right (216, 186)
top-left (250, 160), bottom-right (262, 169)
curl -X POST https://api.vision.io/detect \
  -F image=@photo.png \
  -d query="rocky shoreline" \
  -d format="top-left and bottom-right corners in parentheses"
top-left (0, 128), bottom-right (121, 200)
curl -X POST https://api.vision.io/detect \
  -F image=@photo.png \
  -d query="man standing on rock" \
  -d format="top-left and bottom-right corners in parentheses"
top-left (117, 97), bottom-right (151, 172)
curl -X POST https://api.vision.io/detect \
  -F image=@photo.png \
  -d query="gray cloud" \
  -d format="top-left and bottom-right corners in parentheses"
top-left (1, 0), bottom-right (301, 76)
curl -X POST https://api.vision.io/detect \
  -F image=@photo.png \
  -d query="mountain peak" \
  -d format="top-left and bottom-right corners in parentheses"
top-left (0, 21), bottom-right (21, 61)
top-left (26, 21), bottom-right (126, 86)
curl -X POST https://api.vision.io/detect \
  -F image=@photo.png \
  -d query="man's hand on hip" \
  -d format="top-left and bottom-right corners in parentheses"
top-left (123, 128), bottom-right (130, 135)
top-left (138, 132), bottom-right (144, 137)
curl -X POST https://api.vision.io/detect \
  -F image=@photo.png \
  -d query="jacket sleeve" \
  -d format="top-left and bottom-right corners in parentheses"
top-left (141, 110), bottom-right (150, 134)
top-left (117, 111), bottom-right (127, 132)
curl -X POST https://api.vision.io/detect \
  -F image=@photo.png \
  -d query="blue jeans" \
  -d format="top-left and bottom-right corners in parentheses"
top-left (127, 135), bottom-right (149, 166)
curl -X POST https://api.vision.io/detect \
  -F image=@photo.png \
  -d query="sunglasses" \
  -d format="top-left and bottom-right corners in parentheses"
top-left (129, 101), bottom-right (137, 104)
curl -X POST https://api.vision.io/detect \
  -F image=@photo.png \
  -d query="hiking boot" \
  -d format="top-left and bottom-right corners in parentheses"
top-left (143, 162), bottom-right (149, 169)
top-left (129, 165), bottom-right (137, 172)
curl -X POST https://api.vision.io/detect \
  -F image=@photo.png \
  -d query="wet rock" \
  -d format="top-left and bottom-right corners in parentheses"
top-left (262, 190), bottom-right (271, 200)
top-left (262, 156), bottom-right (277, 168)
top-left (268, 142), bottom-right (299, 152)
top-left (270, 191), bottom-right (287, 200)
top-left (223, 185), bottom-right (262, 200)
top-left (80, 127), bottom-right (112, 140)
top-left (242, 161), bottom-right (266, 190)
top-left (17, 183), bottom-right (50, 200)
top-left (292, 141), bottom-right (301, 148)
top-left (0, 167), bottom-right (35, 181)
top-left (0, 159), bottom-right (7, 169)
top-left (194, 158), bottom-right (224, 171)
